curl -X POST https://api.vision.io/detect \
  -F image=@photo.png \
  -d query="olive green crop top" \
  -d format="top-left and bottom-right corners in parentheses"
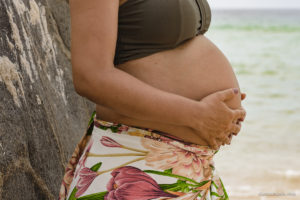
top-left (114, 0), bottom-right (212, 65)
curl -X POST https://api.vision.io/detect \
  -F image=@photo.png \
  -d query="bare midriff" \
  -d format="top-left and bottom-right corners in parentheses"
top-left (95, 35), bottom-right (241, 144)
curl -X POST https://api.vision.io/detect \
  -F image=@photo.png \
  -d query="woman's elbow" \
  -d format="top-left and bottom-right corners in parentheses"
top-left (71, 63), bottom-right (94, 97)
top-left (71, 62), bottom-right (114, 98)
top-left (72, 73), bottom-right (89, 97)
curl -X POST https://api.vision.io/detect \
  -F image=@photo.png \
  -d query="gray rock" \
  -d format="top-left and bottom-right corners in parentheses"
top-left (0, 0), bottom-right (94, 199)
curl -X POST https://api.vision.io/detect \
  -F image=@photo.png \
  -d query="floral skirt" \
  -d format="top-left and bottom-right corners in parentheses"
top-left (58, 111), bottom-right (229, 200)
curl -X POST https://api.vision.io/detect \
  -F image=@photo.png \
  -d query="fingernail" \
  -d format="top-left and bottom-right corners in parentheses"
top-left (233, 88), bottom-right (239, 94)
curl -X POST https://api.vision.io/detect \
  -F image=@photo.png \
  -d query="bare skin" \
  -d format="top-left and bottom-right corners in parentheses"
top-left (95, 35), bottom-right (244, 148)
top-left (69, 0), bottom-right (246, 150)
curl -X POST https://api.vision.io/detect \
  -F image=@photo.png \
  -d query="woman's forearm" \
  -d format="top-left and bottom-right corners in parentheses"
top-left (76, 67), bottom-right (198, 127)
top-left (120, 116), bottom-right (208, 145)
top-left (95, 105), bottom-right (208, 145)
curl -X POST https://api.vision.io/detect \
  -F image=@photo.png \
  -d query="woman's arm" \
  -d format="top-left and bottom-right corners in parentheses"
top-left (95, 104), bottom-right (225, 147)
top-left (95, 93), bottom-right (246, 147)
top-left (69, 0), bottom-right (245, 149)
top-left (70, 0), bottom-right (197, 126)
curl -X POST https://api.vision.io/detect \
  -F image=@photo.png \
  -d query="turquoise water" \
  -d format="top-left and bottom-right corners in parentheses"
top-left (206, 9), bottom-right (300, 198)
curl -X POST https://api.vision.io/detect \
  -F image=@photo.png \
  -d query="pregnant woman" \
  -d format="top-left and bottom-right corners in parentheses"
top-left (59, 0), bottom-right (246, 199)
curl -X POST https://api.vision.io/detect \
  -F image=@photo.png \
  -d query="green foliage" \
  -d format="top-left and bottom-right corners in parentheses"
top-left (90, 162), bottom-right (102, 172)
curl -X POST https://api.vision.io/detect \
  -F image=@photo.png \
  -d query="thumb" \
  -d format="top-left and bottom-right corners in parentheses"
top-left (218, 88), bottom-right (239, 101)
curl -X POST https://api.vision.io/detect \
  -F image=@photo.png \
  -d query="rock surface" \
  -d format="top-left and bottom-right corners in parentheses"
top-left (0, 0), bottom-right (94, 199)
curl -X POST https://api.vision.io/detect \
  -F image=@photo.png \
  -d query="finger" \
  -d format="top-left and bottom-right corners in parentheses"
top-left (232, 132), bottom-right (238, 136)
top-left (216, 132), bottom-right (231, 145)
top-left (235, 117), bottom-right (243, 124)
top-left (241, 93), bottom-right (246, 101)
top-left (218, 88), bottom-right (239, 102)
top-left (228, 133), bottom-right (233, 144)
top-left (223, 134), bottom-right (233, 145)
top-left (218, 138), bottom-right (226, 146)
top-left (223, 135), bottom-right (231, 145)
top-left (209, 139), bottom-right (220, 150)
top-left (215, 137), bottom-right (224, 146)
top-left (229, 123), bottom-right (241, 135)
top-left (236, 107), bottom-right (246, 122)
top-left (232, 109), bottom-right (246, 121)
top-left (218, 136), bottom-right (230, 146)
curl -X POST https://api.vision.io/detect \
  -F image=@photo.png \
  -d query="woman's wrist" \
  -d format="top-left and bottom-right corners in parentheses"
top-left (179, 99), bottom-right (205, 129)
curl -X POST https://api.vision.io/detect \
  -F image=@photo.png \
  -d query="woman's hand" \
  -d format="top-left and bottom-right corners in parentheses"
top-left (222, 92), bottom-right (246, 146)
top-left (189, 88), bottom-right (246, 150)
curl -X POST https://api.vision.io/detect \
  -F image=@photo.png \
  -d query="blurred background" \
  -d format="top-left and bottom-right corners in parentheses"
top-left (207, 0), bottom-right (300, 199)
top-left (0, 0), bottom-right (299, 199)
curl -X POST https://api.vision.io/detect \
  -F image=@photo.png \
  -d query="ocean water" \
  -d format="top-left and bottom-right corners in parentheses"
top-left (206, 9), bottom-right (300, 199)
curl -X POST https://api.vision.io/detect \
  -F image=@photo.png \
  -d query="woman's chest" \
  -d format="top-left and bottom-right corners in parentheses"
top-left (118, 0), bottom-right (211, 46)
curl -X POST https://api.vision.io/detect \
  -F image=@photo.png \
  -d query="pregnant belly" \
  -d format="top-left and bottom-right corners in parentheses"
top-left (95, 35), bottom-right (241, 135)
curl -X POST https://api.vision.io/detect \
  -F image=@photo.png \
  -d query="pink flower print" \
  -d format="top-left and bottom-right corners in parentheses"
top-left (75, 167), bottom-right (98, 198)
top-left (141, 137), bottom-right (215, 182)
top-left (99, 136), bottom-right (148, 153)
top-left (59, 135), bottom-right (91, 199)
top-left (100, 136), bottom-right (122, 148)
top-left (74, 138), bottom-right (93, 178)
top-left (105, 166), bottom-right (177, 200)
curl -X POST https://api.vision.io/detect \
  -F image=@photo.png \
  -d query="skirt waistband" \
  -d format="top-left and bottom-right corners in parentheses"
top-left (93, 113), bottom-right (218, 156)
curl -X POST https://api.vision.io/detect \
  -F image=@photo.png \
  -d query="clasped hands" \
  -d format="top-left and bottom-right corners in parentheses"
top-left (189, 88), bottom-right (247, 150)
